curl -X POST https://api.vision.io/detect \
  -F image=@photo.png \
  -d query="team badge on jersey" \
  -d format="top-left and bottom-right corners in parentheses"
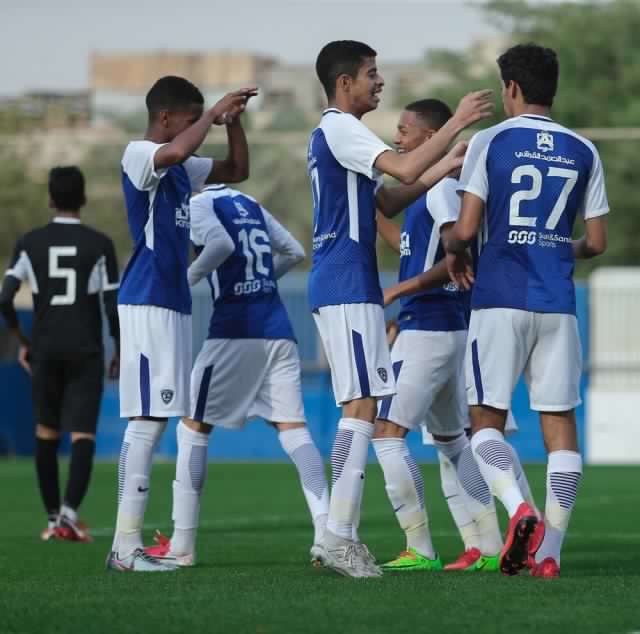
top-left (234, 201), bottom-right (250, 217)
top-left (160, 389), bottom-right (174, 405)
top-left (377, 368), bottom-right (388, 382)
top-left (537, 131), bottom-right (554, 153)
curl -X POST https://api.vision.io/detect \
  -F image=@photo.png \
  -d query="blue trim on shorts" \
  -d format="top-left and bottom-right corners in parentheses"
top-left (140, 354), bottom-right (150, 416)
top-left (351, 330), bottom-right (370, 398)
top-left (194, 365), bottom-right (214, 422)
top-left (471, 339), bottom-right (484, 405)
top-left (378, 360), bottom-right (404, 419)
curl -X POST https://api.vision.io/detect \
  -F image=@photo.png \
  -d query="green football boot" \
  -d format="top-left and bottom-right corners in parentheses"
top-left (381, 547), bottom-right (443, 571)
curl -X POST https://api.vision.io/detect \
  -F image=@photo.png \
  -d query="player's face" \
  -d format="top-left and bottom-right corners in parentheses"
top-left (165, 104), bottom-right (204, 138)
top-left (349, 57), bottom-right (384, 114)
top-left (393, 111), bottom-right (432, 153)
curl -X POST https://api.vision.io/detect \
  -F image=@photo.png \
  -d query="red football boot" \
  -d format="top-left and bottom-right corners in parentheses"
top-left (530, 557), bottom-right (560, 578)
top-left (499, 502), bottom-right (539, 576)
top-left (444, 548), bottom-right (482, 571)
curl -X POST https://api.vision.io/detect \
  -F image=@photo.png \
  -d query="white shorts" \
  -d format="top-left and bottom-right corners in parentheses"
top-left (313, 303), bottom-right (395, 405)
top-left (190, 338), bottom-right (305, 428)
top-left (421, 410), bottom-right (519, 445)
top-left (466, 308), bottom-right (582, 412)
top-left (118, 305), bottom-right (192, 418)
top-left (378, 329), bottom-right (467, 437)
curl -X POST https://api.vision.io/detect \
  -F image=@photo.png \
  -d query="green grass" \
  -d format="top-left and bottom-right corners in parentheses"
top-left (2, 461), bottom-right (640, 634)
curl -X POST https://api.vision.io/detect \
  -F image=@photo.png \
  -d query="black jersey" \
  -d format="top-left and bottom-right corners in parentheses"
top-left (1, 217), bottom-right (120, 360)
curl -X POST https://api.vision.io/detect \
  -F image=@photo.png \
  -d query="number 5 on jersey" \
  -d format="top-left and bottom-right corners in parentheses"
top-left (49, 246), bottom-right (77, 305)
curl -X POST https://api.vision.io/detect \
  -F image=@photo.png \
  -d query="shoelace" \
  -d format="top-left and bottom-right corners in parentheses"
top-left (356, 543), bottom-right (377, 564)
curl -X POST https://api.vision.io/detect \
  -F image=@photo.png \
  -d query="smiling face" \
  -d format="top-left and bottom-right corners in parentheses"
top-left (393, 110), bottom-right (433, 152)
top-left (343, 56), bottom-right (384, 117)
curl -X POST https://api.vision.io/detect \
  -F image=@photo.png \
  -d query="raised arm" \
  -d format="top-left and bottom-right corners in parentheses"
top-left (376, 142), bottom-right (467, 218)
top-left (153, 88), bottom-right (257, 170)
top-left (376, 212), bottom-right (401, 253)
top-left (262, 208), bottom-right (305, 279)
top-left (206, 117), bottom-right (249, 184)
top-left (373, 91), bottom-right (492, 185)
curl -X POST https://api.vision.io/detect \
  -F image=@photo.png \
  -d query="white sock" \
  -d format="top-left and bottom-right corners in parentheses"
top-left (60, 503), bottom-right (78, 523)
top-left (471, 428), bottom-right (524, 517)
top-left (170, 420), bottom-right (209, 556)
top-left (436, 436), bottom-right (503, 556)
top-left (326, 418), bottom-right (373, 541)
top-left (509, 443), bottom-right (540, 516)
top-left (278, 427), bottom-right (330, 545)
top-left (536, 450), bottom-right (582, 566)
top-left (113, 420), bottom-right (166, 557)
top-left (373, 437), bottom-right (435, 559)
top-left (437, 448), bottom-right (480, 551)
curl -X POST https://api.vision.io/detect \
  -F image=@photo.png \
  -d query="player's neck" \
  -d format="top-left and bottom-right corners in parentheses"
top-left (144, 124), bottom-right (170, 144)
top-left (328, 97), bottom-right (365, 120)
top-left (54, 209), bottom-right (81, 219)
top-left (513, 104), bottom-right (551, 119)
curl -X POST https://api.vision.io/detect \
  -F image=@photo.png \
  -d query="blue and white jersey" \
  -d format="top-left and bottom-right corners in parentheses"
top-left (118, 140), bottom-right (213, 314)
top-left (459, 115), bottom-right (609, 315)
top-left (190, 186), bottom-right (301, 341)
top-left (307, 108), bottom-right (391, 310)
top-left (397, 177), bottom-right (467, 333)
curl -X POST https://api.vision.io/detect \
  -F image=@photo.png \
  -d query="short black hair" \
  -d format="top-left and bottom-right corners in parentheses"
top-left (145, 76), bottom-right (204, 117)
top-left (48, 166), bottom-right (86, 211)
top-left (316, 40), bottom-right (377, 99)
top-left (497, 43), bottom-right (559, 107)
top-left (404, 99), bottom-right (452, 130)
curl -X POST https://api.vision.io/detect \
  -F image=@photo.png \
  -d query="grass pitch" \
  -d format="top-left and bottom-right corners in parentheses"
top-left (2, 461), bottom-right (639, 634)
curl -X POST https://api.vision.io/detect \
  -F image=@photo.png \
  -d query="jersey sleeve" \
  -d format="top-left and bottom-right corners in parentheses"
top-left (427, 178), bottom-right (461, 231)
top-left (582, 148), bottom-right (610, 219)
top-left (262, 207), bottom-right (305, 279)
top-left (184, 156), bottom-right (214, 192)
top-left (188, 194), bottom-right (235, 287)
top-left (321, 114), bottom-right (391, 179)
top-left (5, 236), bottom-right (32, 283)
top-left (457, 131), bottom-right (490, 202)
top-left (121, 141), bottom-right (168, 191)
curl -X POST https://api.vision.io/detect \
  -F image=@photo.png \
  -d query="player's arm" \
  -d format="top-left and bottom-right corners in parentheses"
top-left (376, 142), bottom-right (467, 218)
top-left (383, 259), bottom-right (450, 307)
top-left (205, 116), bottom-right (249, 184)
top-left (101, 238), bottom-right (121, 379)
top-left (262, 208), bottom-right (305, 279)
top-left (373, 90), bottom-right (492, 185)
top-left (152, 88), bottom-right (258, 170)
top-left (573, 216), bottom-right (607, 258)
top-left (443, 192), bottom-right (483, 290)
top-left (573, 151), bottom-right (609, 259)
top-left (187, 196), bottom-right (235, 287)
top-left (376, 212), bottom-right (401, 253)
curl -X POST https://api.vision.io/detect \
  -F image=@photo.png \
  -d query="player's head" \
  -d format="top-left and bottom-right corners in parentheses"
top-left (394, 99), bottom-right (452, 152)
top-left (497, 43), bottom-right (558, 116)
top-left (146, 76), bottom-right (205, 139)
top-left (315, 40), bottom-right (383, 115)
top-left (48, 166), bottom-right (86, 212)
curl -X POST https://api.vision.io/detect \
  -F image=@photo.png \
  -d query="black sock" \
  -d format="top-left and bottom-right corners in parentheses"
top-left (35, 437), bottom-right (61, 517)
top-left (63, 438), bottom-right (96, 512)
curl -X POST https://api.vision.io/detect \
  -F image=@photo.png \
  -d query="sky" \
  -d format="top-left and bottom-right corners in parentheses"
top-left (0, 0), bottom-right (502, 96)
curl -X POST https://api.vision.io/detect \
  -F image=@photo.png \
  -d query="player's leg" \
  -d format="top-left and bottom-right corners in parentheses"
top-left (32, 358), bottom-right (63, 540)
top-left (527, 313), bottom-right (583, 578)
top-left (372, 330), bottom-right (440, 570)
top-left (257, 340), bottom-right (330, 553)
top-left (312, 304), bottom-right (394, 577)
top-left (109, 306), bottom-right (190, 572)
top-left (466, 309), bottom-right (539, 575)
top-left (54, 354), bottom-right (103, 542)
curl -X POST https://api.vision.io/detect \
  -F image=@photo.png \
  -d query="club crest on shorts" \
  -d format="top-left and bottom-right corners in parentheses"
top-left (160, 389), bottom-right (174, 405)
top-left (377, 368), bottom-right (388, 382)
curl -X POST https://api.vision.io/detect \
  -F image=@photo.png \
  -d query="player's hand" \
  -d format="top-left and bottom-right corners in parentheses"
top-left (210, 88), bottom-right (259, 125)
top-left (383, 287), bottom-right (397, 307)
top-left (452, 90), bottom-right (493, 130)
top-left (18, 344), bottom-right (31, 375)
top-left (445, 251), bottom-right (475, 291)
top-left (444, 141), bottom-right (467, 177)
top-left (386, 320), bottom-right (399, 348)
top-left (108, 351), bottom-right (120, 380)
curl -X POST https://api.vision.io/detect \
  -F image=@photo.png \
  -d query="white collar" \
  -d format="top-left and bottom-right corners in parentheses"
top-left (52, 217), bottom-right (81, 224)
